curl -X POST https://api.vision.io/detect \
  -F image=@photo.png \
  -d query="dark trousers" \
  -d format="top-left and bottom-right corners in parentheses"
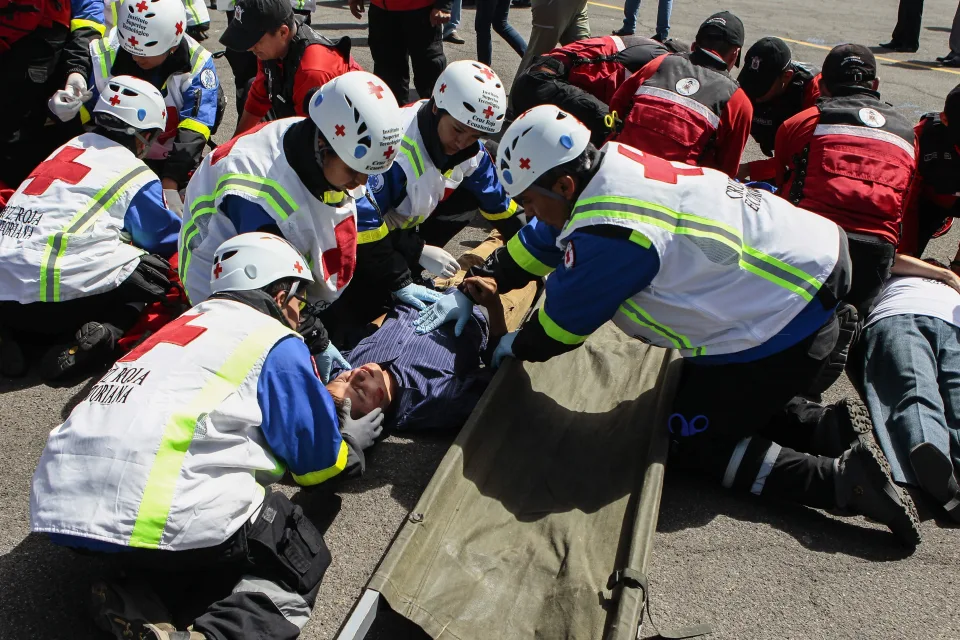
top-left (475, 0), bottom-right (527, 65)
top-left (890, 0), bottom-right (924, 49)
top-left (511, 56), bottom-right (610, 146)
top-left (368, 4), bottom-right (447, 104)
top-left (670, 312), bottom-right (843, 509)
top-left (89, 492), bottom-right (330, 640)
top-left (224, 10), bottom-right (261, 116)
top-left (914, 202), bottom-right (954, 257)
top-left (844, 232), bottom-right (896, 319)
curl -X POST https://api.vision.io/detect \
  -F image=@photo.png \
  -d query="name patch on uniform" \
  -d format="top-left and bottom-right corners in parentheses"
top-left (563, 240), bottom-right (576, 269)
top-left (676, 78), bottom-right (701, 96)
top-left (200, 68), bottom-right (217, 90)
top-left (85, 365), bottom-right (152, 405)
top-left (858, 107), bottom-right (886, 128)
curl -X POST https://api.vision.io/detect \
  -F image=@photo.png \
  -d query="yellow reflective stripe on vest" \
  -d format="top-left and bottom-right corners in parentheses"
top-left (401, 215), bottom-right (424, 229)
top-left (357, 222), bottom-right (389, 244)
top-left (292, 440), bottom-right (349, 486)
top-left (539, 308), bottom-right (588, 345)
top-left (400, 136), bottom-right (425, 179)
top-left (128, 322), bottom-right (293, 549)
top-left (619, 299), bottom-right (705, 355)
top-left (94, 39), bottom-right (114, 83)
top-left (39, 164), bottom-right (151, 302)
top-left (80, 104), bottom-right (92, 125)
top-left (571, 196), bottom-right (821, 302)
top-left (179, 118), bottom-right (211, 140)
top-left (71, 18), bottom-right (105, 35)
top-left (481, 198), bottom-right (518, 221)
top-left (184, 0), bottom-right (203, 25)
top-left (188, 42), bottom-right (207, 75)
top-left (506, 233), bottom-right (553, 277)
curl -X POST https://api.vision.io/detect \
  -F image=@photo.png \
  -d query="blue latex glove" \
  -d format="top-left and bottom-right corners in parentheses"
top-left (746, 181), bottom-right (777, 194)
top-left (491, 331), bottom-right (518, 368)
top-left (393, 283), bottom-right (444, 311)
top-left (316, 342), bottom-right (351, 383)
top-left (413, 289), bottom-right (474, 336)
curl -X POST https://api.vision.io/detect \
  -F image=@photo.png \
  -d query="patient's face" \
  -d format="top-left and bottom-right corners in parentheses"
top-left (327, 363), bottom-right (392, 418)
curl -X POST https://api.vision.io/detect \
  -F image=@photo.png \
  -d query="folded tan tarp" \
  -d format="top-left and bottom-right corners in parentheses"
top-left (367, 323), bottom-right (682, 640)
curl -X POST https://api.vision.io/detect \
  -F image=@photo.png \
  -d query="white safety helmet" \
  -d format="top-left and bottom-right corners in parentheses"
top-left (433, 60), bottom-right (507, 134)
top-left (117, 0), bottom-right (186, 57)
top-left (93, 75), bottom-right (168, 133)
top-left (496, 105), bottom-right (591, 199)
top-left (308, 70), bottom-right (403, 175)
top-left (210, 232), bottom-right (315, 295)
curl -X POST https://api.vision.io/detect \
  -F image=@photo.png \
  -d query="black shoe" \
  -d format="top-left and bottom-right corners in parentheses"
top-left (40, 321), bottom-right (121, 382)
top-left (944, 57), bottom-right (960, 68)
top-left (936, 51), bottom-right (959, 63)
top-left (910, 442), bottom-right (960, 523)
top-left (443, 30), bottom-right (465, 44)
top-left (835, 437), bottom-right (922, 546)
top-left (815, 396), bottom-right (874, 458)
top-left (612, 27), bottom-right (635, 36)
top-left (90, 578), bottom-right (175, 640)
top-left (878, 41), bottom-right (919, 53)
top-left (511, 0), bottom-right (531, 7)
top-left (0, 329), bottom-right (26, 378)
top-left (651, 33), bottom-right (666, 42)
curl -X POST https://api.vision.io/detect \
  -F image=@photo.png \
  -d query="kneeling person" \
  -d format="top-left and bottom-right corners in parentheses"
top-left (30, 233), bottom-right (382, 640)
top-left (0, 76), bottom-right (181, 381)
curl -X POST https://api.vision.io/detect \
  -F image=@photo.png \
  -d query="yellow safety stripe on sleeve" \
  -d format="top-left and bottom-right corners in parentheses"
top-left (506, 233), bottom-right (554, 277)
top-left (480, 198), bottom-right (518, 221)
top-left (71, 18), bottom-right (105, 35)
top-left (291, 440), bottom-right (349, 486)
top-left (619, 299), bottom-right (706, 356)
top-left (128, 322), bottom-right (294, 549)
top-left (357, 222), bottom-right (389, 244)
top-left (39, 164), bottom-right (151, 302)
top-left (79, 104), bottom-right (91, 125)
top-left (628, 229), bottom-right (652, 248)
top-left (110, 2), bottom-right (118, 27)
top-left (400, 136), bottom-right (426, 179)
top-left (401, 215), bottom-right (424, 229)
top-left (538, 308), bottom-right (588, 345)
top-left (178, 118), bottom-right (211, 140)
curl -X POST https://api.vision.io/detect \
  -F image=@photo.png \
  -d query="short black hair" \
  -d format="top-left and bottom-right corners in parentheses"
top-left (533, 142), bottom-right (599, 195)
top-left (271, 11), bottom-right (295, 32)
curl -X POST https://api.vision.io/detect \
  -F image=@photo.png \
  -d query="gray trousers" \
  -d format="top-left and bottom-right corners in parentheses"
top-left (510, 0), bottom-right (590, 98)
top-left (857, 313), bottom-right (960, 485)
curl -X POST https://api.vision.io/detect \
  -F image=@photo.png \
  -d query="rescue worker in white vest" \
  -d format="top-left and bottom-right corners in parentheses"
top-left (30, 232), bottom-right (383, 640)
top-left (0, 75), bottom-right (181, 382)
top-left (416, 105), bottom-right (922, 546)
top-left (337, 61), bottom-right (522, 332)
top-left (180, 70), bottom-right (403, 381)
top-left (48, 0), bottom-right (224, 208)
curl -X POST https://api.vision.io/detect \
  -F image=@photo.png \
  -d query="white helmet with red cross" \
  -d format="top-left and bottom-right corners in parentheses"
top-left (93, 75), bottom-right (168, 133)
top-left (210, 232), bottom-right (315, 295)
top-left (495, 105), bottom-right (591, 199)
top-left (117, 0), bottom-right (186, 57)
top-left (433, 60), bottom-right (507, 134)
top-left (308, 70), bottom-right (403, 175)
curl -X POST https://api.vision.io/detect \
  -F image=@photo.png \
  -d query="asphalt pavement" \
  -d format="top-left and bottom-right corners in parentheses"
top-left (3, 0), bottom-right (960, 638)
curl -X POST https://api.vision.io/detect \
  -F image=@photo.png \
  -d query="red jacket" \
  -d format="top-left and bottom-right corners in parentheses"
top-left (774, 93), bottom-right (918, 246)
top-left (1, 0), bottom-right (70, 53)
top-left (608, 50), bottom-right (753, 178)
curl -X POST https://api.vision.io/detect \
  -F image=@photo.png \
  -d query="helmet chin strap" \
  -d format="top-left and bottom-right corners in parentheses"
top-left (529, 183), bottom-right (571, 203)
top-left (133, 130), bottom-right (154, 158)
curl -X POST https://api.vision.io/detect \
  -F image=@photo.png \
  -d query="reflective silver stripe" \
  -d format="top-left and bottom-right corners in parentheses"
top-left (722, 437), bottom-right (752, 489)
top-left (750, 443), bottom-right (782, 495)
top-left (573, 199), bottom-right (742, 248)
top-left (610, 35), bottom-right (626, 51)
top-left (740, 251), bottom-right (820, 299)
top-left (400, 138), bottom-right (424, 177)
top-left (813, 124), bottom-right (915, 157)
top-left (945, 496), bottom-right (960, 512)
top-left (218, 176), bottom-right (297, 219)
top-left (233, 576), bottom-right (311, 629)
top-left (634, 85), bottom-right (721, 129)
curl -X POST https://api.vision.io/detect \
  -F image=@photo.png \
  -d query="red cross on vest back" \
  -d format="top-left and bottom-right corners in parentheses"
top-left (617, 145), bottom-right (703, 184)
top-left (118, 314), bottom-right (208, 362)
top-left (211, 120), bottom-right (273, 165)
top-left (22, 146), bottom-right (92, 196)
top-left (367, 81), bottom-right (384, 99)
top-left (321, 216), bottom-right (357, 290)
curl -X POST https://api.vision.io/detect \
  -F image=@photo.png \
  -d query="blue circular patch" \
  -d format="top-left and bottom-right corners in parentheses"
top-left (313, 92), bottom-right (323, 108)
top-left (137, 108), bottom-right (147, 122)
top-left (354, 145), bottom-right (367, 159)
top-left (502, 169), bottom-right (513, 184)
top-left (559, 134), bottom-right (574, 149)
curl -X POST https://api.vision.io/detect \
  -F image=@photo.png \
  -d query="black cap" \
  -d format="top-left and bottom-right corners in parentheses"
top-left (821, 43), bottom-right (877, 88)
top-left (738, 37), bottom-right (793, 99)
top-left (219, 0), bottom-right (293, 51)
top-left (696, 11), bottom-right (745, 66)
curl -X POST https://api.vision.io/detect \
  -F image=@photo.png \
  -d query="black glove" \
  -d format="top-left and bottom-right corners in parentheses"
top-left (297, 312), bottom-right (330, 356)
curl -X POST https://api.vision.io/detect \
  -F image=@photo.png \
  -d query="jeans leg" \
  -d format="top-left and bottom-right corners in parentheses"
top-left (621, 0), bottom-right (641, 32)
top-left (935, 321), bottom-right (960, 477)
top-left (475, 0), bottom-right (495, 64)
top-left (655, 0), bottom-right (672, 38)
top-left (444, 0), bottom-right (462, 35)
top-left (492, 0), bottom-right (528, 57)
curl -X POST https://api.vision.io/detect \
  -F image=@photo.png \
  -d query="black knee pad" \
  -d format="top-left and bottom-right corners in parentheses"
top-left (805, 303), bottom-right (860, 398)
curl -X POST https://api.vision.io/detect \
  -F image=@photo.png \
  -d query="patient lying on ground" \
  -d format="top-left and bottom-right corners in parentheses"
top-left (326, 277), bottom-right (508, 431)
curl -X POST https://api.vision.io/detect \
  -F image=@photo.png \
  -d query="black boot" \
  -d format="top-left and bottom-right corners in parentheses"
top-left (90, 577), bottom-right (175, 640)
top-left (910, 442), bottom-right (960, 523)
top-left (814, 397), bottom-right (874, 458)
top-left (834, 437), bottom-right (922, 546)
top-left (40, 321), bottom-right (123, 382)
top-left (0, 328), bottom-right (26, 378)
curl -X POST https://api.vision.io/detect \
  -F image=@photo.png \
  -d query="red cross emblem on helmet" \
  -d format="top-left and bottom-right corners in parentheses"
top-left (136, 0), bottom-right (147, 11)
top-left (480, 67), bottom-right (495, 80)
top-left (128, 35), bottom-right (139, 47)
top-left (519, 158), bottom-right (531, 170)
top-left (483, 105), bottom-right (495, 118)
top-left (109, 94), bottom-right (121, 106)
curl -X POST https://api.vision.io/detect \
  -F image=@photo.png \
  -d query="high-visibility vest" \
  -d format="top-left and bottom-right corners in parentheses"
top-left (30, 298), bottom-right (303, 551)
top-left (557, 142), bottom-right (842, 357)
top-left (0, 133), bottom-right (153, 303)
top-left (182, 0), bottom-right (211, 27)
top-left (392, 101), bottom-right (517, 229)
top-left (88, 30), bottom-right (216, 154)
top-left (181, 118), bottom-right (358, 305)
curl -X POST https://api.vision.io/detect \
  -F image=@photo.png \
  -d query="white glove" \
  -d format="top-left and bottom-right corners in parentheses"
top-left (65, 73), bottom-right (92, 101)
top-left (163, 189), bottom-right (184, 218)
top-left (48, 90), bottom-right (83, 122)
top-left (420, 244), bottom-right (459, 278)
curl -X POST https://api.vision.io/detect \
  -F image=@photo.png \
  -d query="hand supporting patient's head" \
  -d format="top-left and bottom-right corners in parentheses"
top-left (326, 363), bottom-right (394, 419)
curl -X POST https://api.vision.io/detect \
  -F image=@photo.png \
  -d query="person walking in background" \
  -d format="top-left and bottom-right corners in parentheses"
top-left (936, 2), bottom-right (960, 66)
top-left (510, 0), bottom-right (590, 95)
top-left (880, 0), bottom-right (923, 52)
top-left (444, 0), bottom-right (465, 43)
top-left (476, 0), bottom-right (527, 65)
top-left (613, 0), bottom-right (671, 42)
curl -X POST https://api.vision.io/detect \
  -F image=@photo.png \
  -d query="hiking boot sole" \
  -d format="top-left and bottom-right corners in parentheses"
top-left (839, 396), bottom-right (874, 448)
top-left (910, 442), bottom-right (960, 523)
top-left (40, 322), bottom-right (116, 382)
top-left (89, 578), bottom-right (173, 640)
top-left (857, 435), bottom-right (922, 546)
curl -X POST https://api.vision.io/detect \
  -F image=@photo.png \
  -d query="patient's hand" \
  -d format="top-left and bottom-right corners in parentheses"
top-left (464, 277), bottom-right (507, 337)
